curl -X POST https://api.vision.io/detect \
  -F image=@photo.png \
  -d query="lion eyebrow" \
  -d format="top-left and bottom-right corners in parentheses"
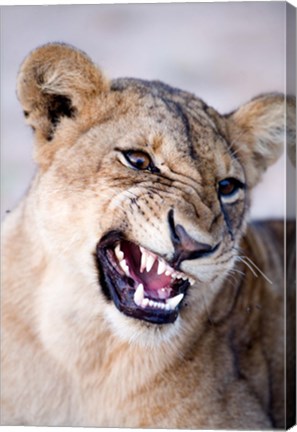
top-left (152, 135), bottom-right (164, 152)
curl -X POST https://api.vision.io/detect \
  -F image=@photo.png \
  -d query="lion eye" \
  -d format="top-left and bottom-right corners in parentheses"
top-left (123, 150), bottom-right (153, 171)
top-left (218, 178), bottom-right (243, 198)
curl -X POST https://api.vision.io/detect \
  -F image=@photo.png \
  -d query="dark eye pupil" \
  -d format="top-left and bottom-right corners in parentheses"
top-left (218, 178), bottom-right (243, 197)
top-left (219, 180), bottom-right (235, 195)
top-left (125, 151), bottom-right (151, 170)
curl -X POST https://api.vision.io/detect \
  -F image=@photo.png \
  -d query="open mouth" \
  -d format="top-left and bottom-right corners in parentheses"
top-left (96, 231), bottom-right (195, 324)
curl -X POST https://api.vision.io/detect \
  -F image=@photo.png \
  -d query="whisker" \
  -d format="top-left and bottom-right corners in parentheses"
top-left (237, 256), bottom-right (259, 278)
top-left (239, 255), bottom-right (273, 285)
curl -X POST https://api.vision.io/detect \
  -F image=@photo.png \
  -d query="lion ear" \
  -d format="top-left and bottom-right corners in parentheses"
top-left (17, 43), bottom-right (109, 142)
top-left (226, 94), bottom-right (296, 187)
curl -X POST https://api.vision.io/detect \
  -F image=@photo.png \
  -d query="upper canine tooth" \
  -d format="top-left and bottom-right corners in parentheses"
top-left (134, 283), bottom-right (144, 306)
top-left (166, 293), bottom-right (184, 309)
top-left (119, 258), bottom-right (130, 276)
top-left (140, 247), bottom-right (148, 273)
top-left (115, 244), bottom-right (124, 261)
top-left (157, 259), bottom-right (167, 275)
top-left (146, 254), bottom-right (155, 273)
top-left (189, 278), bottom-right (195, 286)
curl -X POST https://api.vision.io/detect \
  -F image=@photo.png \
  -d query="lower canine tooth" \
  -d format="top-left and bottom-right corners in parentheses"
top-left (166, 293), bottom-right (184, 309)
top-left (134, 283), bottom-right (144, 306)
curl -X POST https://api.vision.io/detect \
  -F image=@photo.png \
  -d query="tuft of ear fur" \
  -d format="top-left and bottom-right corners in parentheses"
top-left (226, 93), bottom-right (296, 187)
top-left (17, 43), bottom-right (109, 141)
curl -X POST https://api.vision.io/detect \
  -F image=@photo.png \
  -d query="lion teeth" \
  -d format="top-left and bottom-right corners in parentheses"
top-left (141, 298), bottom-right (149, 308)
top-left (139, 247), bottom-right (148, 273)
top-left (135, 289), bottom-right (184, 311)
top-left (145, 254), bottom-right (155, 273)
top-left (115, 244), bottom-right (124, 261)
top-left (119, 258), bottom-right (130, 276)
top-left (150, 300), bottom-right (166, 310)
top-left (138, 244), bottom-right (195, 284)
top-left (134, 283), bottom-right (144, 306)
top-left (157, 259), bottom-right (167, 275)
top-left (147, 299), bottom-right (167, 310)
top-left (139, 248), bottom-right (159, 273)
top-left (166, 293), bottom-right (184, 308)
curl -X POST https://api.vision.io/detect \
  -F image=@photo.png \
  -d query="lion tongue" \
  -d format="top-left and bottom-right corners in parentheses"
top-left (138, 269), bottom-right (172, 294)
top-left (120, 241), bottom-right (173, 299)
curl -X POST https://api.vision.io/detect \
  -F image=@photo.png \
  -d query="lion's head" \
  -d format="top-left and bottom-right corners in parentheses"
top-left (17, 43), bottom-right (295, 345)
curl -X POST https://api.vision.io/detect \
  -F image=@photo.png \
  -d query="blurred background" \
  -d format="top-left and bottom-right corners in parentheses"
top-left (0, 2), bottom-right (291, 220)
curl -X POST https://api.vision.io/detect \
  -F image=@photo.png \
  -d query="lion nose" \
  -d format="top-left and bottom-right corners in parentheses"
top-left (168, 209), bottom-right (218, 267)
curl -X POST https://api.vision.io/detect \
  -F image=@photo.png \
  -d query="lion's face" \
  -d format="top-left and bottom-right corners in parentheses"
top-left (17, 44), bottom-right (294, 343)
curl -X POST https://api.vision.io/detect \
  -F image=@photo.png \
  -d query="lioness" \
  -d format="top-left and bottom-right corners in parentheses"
top-left (1, 43), bottom-right (296, 428)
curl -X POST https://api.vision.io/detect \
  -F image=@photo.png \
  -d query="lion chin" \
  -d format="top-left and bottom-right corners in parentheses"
top-left (1, 43), bottom-right (295, 429)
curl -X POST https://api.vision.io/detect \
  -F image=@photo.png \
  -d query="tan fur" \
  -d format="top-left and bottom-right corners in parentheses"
top-left (1, 43), bottom-right (295, 428)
